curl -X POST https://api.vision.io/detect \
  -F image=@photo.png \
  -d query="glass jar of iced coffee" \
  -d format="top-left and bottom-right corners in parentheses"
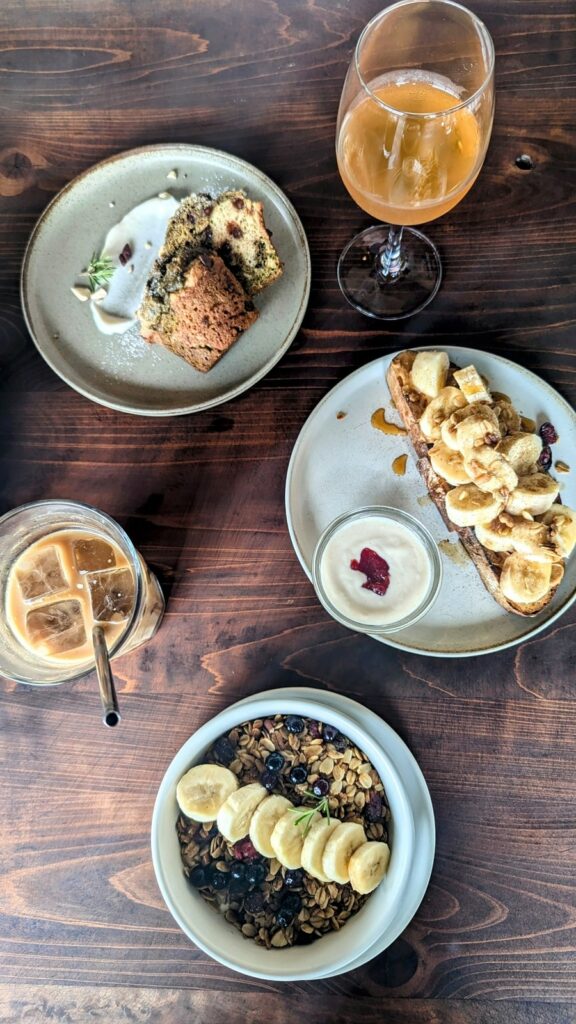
top-left (0, 500), bottom-right (164, 685)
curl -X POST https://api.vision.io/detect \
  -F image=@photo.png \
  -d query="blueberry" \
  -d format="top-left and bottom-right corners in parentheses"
top-left (261, 770), bottom-right (279, 791)
top-left (323, 724), bottom-right (339, 743)
top-left (265, 752), bottom-right (285, 772)
top-left (230, 876), bottom-right (249, 895)
top-left (188, 865), bottom-right (207, 888)
top-left (277, 892), bottom-right (301, 924)
top-left (213, 736), bottom-right (235, 765)
top-left (208, 866), bottom-right (229, 890)
top-left (245, 862), bottom-right (266, 887)
top-left (284, 869), bottom-right (303, 889)
top-left (244, 891), bottom-right (265, 915)
top-left (333, 734), bottom-right (348, 753)
top-left (289, 765), bottom-right (308, 785)
top-left (285, 716), bottom-right (304, 734)
top-left (230, 862), bottom-right (246, 882)
top-left (312, 778), bottom-right (329, 797)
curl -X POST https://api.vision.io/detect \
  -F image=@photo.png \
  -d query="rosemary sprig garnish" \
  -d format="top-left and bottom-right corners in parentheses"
top-left (290, 790), bottom-right (331, 837)
top-left (80, 250), bottom-right (116, 292)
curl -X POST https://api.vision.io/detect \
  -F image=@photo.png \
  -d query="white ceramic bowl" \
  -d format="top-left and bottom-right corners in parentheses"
top-left (151, 693), bottom-right (416, 981)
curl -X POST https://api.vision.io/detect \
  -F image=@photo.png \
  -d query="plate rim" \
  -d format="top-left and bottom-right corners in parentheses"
top-left (285, 345), bottom-right (576, 659)
top-left (20, 142), bottom-right (311, 417)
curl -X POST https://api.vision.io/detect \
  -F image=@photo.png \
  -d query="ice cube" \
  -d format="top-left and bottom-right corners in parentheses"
top-left (16, 546), bottom-right (68, 602)
top-left (73, 537), bottom-right (116, 573)
top-left (87, 567), bottom-right (135, 622)
top-left (26, 599), bottom-right (86, 654)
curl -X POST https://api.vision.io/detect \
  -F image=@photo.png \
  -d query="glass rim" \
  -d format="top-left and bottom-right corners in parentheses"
top-left (311, 505), bottom-right (443, 635)
top-left (0, 498), bottom-right (145, 685)
top-left (354, 0), bottom-right (495, 119)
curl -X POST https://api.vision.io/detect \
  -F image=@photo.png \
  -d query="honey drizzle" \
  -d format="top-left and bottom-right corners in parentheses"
top-left (371, 408), bottom-right (407, 436)
top-left (392, 454), bottom-right (408, 476)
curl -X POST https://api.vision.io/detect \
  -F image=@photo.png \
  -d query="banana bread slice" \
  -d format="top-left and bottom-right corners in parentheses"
top-left (140, 252), bottom-right (258, 372)
top-left (210, 189), bottom-right (283, 294)
top-left (139, 193), bottom-right (215, 334)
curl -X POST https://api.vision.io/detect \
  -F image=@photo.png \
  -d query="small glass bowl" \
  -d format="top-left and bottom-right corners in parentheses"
top-left (312, 506), bottom-right (442, 635)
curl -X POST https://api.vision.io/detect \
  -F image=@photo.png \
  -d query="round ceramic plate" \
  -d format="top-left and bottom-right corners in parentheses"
top-left (285, 346), bottom-right (576, 657)
top-left (21, 144), bottom-right (310, 416)
top-left (236, 687), bottom-right (435, 977)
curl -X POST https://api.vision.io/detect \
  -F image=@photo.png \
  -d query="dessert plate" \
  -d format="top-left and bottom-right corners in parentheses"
top-left (21, 144), bottom-right (310, 416)
top-left (235, 687), bottom-right (435, 977)
top-left (285, 347), bottom-right (576, 657)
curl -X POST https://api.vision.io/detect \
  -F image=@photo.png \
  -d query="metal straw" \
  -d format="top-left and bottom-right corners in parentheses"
top-left (92, 625), bottom-right (121, 727)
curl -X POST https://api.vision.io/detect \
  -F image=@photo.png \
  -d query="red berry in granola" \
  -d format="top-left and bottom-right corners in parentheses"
top-left (118, 243), bottom-right (132, 266)
top-left (539, 422), bottom-right (558, 445)
top-left (233, 838), bottom-right (259, 861)
top-left (538, 445), bottom-right (552, 471)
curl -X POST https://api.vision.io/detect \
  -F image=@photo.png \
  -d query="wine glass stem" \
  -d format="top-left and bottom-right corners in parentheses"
top-left (378, 224), bottom-right (405, 280)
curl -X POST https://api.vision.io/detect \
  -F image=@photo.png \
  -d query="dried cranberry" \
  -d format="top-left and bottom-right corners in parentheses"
top-left (539, 422), bottom-right (559, 445)
top-left (118, 243), bottom-right (132, 266)
top-left (233, 838), bottom-right (259, 861)
top-left (227, 221), bottom-right (243, 239)
top-left (212, 736), bottom-right (235, 765)
top-left (350, 547), bottom-right (390, 596)
top-left (308, 721), bottom-right (321, 739)
top-left (366, 792), bottom-right (383, 822)
top-left (537, 445), bottom-right (552, 471)
top-left (232, 196), bottom-right (245, 210)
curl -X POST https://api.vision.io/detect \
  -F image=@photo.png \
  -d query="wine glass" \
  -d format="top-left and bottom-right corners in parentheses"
top-left (336, 0), bottom-right (495, 320)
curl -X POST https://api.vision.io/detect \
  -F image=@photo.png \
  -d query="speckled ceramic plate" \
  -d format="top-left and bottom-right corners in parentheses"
top-left (21, 144), bottom-right (310, 416)
top-left (285, 347), bottom-right (576, 657)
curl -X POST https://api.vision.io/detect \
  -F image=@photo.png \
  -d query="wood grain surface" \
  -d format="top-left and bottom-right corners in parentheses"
top-left (1, 0), bottom-right (576, 1021)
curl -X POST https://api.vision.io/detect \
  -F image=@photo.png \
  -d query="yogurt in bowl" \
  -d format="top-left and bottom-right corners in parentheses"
top-left (312, 506), bottom-right (442, 634)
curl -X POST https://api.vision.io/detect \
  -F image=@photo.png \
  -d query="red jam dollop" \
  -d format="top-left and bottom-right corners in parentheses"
top-left (350, 547), bottom-right (391, 596)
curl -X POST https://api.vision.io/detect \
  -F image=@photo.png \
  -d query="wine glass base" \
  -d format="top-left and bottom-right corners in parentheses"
top-left (337, 225), bottom-right (442, 321)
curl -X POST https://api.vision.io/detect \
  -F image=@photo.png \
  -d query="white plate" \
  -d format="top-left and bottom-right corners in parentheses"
top-left (21, 144), bottom-right (310, 416)
top-left (285, 347), bottom-right (576, 657)
top-left (236, 687), bottom-right (435, 977)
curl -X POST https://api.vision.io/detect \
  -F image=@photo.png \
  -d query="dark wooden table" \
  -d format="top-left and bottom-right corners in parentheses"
top-left (1, 1), bottom-right (575, 1021)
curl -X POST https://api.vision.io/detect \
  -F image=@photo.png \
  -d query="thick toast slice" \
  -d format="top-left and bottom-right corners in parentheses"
top-left (386, 350), bottom-right (561, 616)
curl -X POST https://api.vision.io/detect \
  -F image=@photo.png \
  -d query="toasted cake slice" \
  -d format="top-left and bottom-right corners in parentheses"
top-left (209, 189), bottom-right (283, 295)
top-left (140, 252), bottom-right (258, 372)
top-left (138, 193), bottom-right (215, 334)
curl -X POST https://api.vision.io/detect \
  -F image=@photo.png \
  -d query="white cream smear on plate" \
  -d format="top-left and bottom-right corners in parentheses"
top-left (90, 194), bottom-right (179, 335)
top-left (320, 516), bottom-right (432, 625)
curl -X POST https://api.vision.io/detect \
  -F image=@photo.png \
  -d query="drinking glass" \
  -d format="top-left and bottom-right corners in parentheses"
top-left (336, 0), bottom-right (495, 319)
top-left (0, 500), bottom-right (164, 685)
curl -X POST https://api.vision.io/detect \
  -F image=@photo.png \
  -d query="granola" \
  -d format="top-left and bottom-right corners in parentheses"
top-left (176, 714), bottom-right (390, 949)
